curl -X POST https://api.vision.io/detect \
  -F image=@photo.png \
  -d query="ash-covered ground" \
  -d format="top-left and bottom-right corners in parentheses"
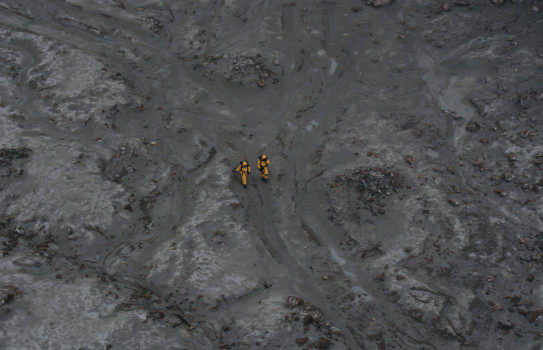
top-left (1, 0), bottom-right (542, 349)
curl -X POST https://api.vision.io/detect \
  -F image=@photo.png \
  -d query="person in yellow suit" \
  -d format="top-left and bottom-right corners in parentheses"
top-left (234, 160), bottom-right (251, 188)
top-left (257, 155), bottom-right (270, 182)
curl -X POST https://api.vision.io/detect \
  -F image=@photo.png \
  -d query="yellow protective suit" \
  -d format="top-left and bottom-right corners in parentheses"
top-left (257, 155), bottom-right (270, 181)
top-left (235, 161), bottom-right (251, 187)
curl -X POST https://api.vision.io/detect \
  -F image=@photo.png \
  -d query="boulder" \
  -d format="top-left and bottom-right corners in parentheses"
top-left (316, 337), bottom-right (331, 349)
top-left (465, 121), bottom-right (481, 133)
top-left (295, 337), bottom-right (308, 344)
top-left (286, 296), bottom-right (304, 308)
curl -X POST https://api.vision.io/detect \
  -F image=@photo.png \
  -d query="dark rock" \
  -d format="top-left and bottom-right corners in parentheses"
top-left (104, 160), bottom-right (127, 183)
top-left (145, 16), bottom-right (163, 34)
top-left (316, 337), bottom-right (331, 349)
top-left (493, 188), bottom-right (506, 197)
top-left (0, 147), bottom-right (31, 178)
top-left (527, 274), bottom-right (535, 282)
top-left (1, 285), bottom-right (22, 305)
top-left (287, 296), bottom-right (304, 308)
top-left (374, 272), bottom-right (385, 281)
top-left (497, 321), bottom-right (514, 330)
top-left (332, 167), bottom-right (403, 216)
top-left (408, 308), bottom-right (424, 322)
top-left (448, 199), bottom-right (460, 206)
top-left (472, 159), bottom-right (483, 167)
top-left (303, 314), bottom-right (314, 327)
top-left (529, 307), bottom-right (543, 323)
top-left (465, 121), bottom-right (481, 133)
top-left (405, 155), bottom-right (414, 164)
top-left (467, 91), bottom-right (502, 118)
top-left (296, 337), bottom-right (308, 344)
top-left (503, 170), bottom-right (514, 182)
top-left (146, 311), bottom-right (165, 321)
top-left (197, 53), bottom-right (279, 86)
top-left (519, 91), bottom-right (542, 109)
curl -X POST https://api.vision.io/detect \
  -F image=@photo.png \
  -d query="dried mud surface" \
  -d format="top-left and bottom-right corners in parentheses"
top-left (1, 0), bottom-right (543, 349)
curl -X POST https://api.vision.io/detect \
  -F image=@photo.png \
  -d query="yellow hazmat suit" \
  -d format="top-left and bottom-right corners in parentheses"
top-left (257, 155), bottom-right (270, 182)
top-left (235, 160), bottom-right (251, 188)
